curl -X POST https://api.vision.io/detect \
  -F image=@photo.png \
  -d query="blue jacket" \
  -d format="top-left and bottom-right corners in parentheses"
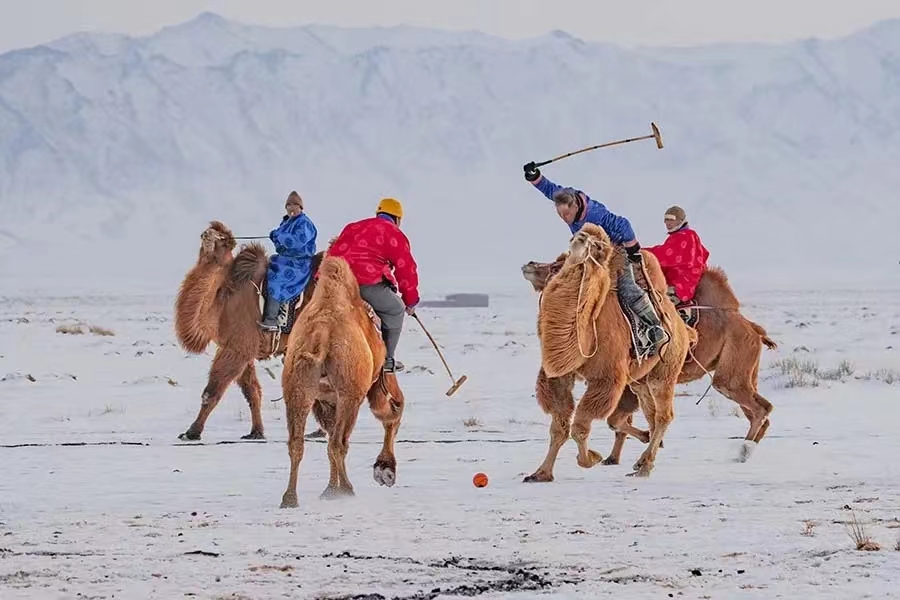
top-left (531, 175), bottom-right (636, 245)
top-left (266, 212), bottom-right (318, 302)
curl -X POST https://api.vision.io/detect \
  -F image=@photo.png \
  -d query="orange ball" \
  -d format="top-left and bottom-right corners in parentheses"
top-left (472, 472), bottom-right (488, 488)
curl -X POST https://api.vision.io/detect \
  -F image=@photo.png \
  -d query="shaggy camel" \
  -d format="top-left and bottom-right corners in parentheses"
top-left (522, 254), bottom-right (776, 463)
top-left (279, 255), bottom-right (405, 508)
top-left (173, 221), bottom-right (323, 441)
top-left (525, 224), bottom-right (695, 481)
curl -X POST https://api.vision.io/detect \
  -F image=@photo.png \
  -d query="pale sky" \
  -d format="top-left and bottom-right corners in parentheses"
top-left (3, 0), bottom-right (900, 53)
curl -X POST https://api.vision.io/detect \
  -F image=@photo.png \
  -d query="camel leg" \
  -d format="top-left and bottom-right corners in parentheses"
top-left (368, 376), bottom-right (404, 488)
top-left (321, 391), bottom-right (365, 500)
top-left (237, 364), bottom-right (265, 440)
top-left (603, 387), bottom-right (651, 466)
top-left (571, 376), bottom-right (628, 470)
top-left (711, 372), bottom-right (772, 462)
top-left (179, 349), bottom-right (250, 441)
top-left (279, 384), bottom-right (313, 509)
top-left (630, 380), bottom-right (675, 477)
top-left (524, 370), bottom-right (575, 483)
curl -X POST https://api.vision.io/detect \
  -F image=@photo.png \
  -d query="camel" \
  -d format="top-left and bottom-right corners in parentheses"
top-left (524, 223), bottom-right (695, 481)
top-left (173, 221), bottom-right (323, 441)
top-left (279, 254), bottom-right (405, 508)
top-left (522, 252), bottom-right (776, 464)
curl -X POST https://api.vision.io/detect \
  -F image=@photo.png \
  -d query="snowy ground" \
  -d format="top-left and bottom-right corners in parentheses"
top-left (2, 287), bottom-right (900, 598)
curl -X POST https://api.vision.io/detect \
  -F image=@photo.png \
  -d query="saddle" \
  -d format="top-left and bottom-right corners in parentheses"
top-left (666, 287), bottom-right (700, 328)
top-left (612, 254), bottom-right (674, 362)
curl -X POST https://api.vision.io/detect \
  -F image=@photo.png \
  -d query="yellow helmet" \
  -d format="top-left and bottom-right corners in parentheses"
top-left (376, 197), bottom-right (403, 220)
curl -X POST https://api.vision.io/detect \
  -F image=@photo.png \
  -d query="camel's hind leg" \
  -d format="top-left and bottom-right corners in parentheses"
top-left (322, 386), bottom-right (367, 500)
top-left (712, 340), bottom-right (774, 462)
top-left (524, 369), bottom-right (575, 483)
top-left (180, 348), bottom-right (251, 441)
top-left (570, 375), bottom-right (628, 470)
top-left (237, 365), bottom-right (265, 440)
top-left (279, 380), bottom-right (314, 509)
top-left (629, 379), bottom-right (676, 477)
top-left (603, 387), bottom-right (651, 466)
top-left (368, 375), bottom-right (404, 488)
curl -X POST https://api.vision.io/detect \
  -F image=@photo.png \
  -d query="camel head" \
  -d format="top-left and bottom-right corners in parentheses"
top-left (565, 223), bottom-right (614, 268)
top-left (199, 221), bottom-right (237, 263)
top-left (521, 253), bottom-right (567, 292)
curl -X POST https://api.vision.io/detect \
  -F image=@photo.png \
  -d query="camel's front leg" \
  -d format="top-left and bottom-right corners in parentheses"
top-left (571, 376), bottom-right (628, 469)
top-left (180, 349), bottom-right (250, 441)
top-left (603, 387), bottom-right (651, 466)
top-left (524, 370), bottom-right (575, 483)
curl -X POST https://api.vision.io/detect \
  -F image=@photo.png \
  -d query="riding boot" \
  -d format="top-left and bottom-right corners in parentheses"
top-left (381, 325), bottom-right (404, 373)
top-left (259, 294), bottom-right (282, 331)
top-left (630, 293), bottom-right (669, 350)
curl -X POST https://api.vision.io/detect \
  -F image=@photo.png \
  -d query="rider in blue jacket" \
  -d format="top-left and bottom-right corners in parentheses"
top-left (259, 191), bottom-right (318, 331)
top-left (524, 162), bottom-right (667, 350)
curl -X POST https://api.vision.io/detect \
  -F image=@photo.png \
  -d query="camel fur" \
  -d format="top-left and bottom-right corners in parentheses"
top-left (524, 223), bottom-right (695, 481)
top-left (173, 221), bottom-right (323, 441)
top-left (279, 255), bottom-right (405, 508)
top-left (522, 250), bottom-right (776, 465)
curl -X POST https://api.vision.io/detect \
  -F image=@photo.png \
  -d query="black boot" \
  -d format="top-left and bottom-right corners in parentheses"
top-left (630, 293), bottom-right (669, 350)
top-left (259, 295), bottom-right (282, 331)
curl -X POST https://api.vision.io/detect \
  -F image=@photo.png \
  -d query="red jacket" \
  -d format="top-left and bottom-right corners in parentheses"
top-left (646, 226), bottom-right (710, 302)
top-left (326, 216), bottom-right (420, 307)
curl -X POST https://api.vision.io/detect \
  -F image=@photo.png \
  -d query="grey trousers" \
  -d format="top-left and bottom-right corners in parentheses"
top-left (359, 282), bottom-right (405, 359)
top-left (616, 262), bottom-right (646, 306)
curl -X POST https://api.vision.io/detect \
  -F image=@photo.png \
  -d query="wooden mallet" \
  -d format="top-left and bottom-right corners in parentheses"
top-left (412, 314), bottom-right (467, 397)
top-left (533, 122), bottom-right (664, 168)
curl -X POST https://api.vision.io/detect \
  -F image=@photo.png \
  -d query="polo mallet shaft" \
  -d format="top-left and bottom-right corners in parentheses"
top-left (412, 314), bottom-right (467, 397)
top-left (534, 122), bottom-right (663, 168)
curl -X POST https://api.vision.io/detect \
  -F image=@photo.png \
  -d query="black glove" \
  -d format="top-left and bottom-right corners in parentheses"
top-left (626, 243), bottom-right (643, 264)
top-left (523, 161), bottom-right (541, 182)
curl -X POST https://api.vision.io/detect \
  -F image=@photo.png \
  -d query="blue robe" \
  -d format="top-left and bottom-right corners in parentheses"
top-left (266, 213), bottom-right (317, 302)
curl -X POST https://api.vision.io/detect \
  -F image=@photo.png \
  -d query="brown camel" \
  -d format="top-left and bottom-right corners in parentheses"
top-left (279, 254), bottom-right (405, 508)
top-left (173, 221), bottom-right (323, 441)
top-left (522, 253), bottom-right (776, 464)
top-left (524, 224), bottom-right (695, 481)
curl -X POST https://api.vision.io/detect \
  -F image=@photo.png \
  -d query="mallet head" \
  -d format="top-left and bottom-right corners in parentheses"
top-left (446, 375), bottom-right (467, 397)
top-left (651, 122), bottom-right (664, 149)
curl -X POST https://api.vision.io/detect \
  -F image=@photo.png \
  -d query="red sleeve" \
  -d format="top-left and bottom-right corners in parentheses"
top-left (386, 229), bottom-right (420, 306)
top-left (646, 236), bottom-right (680, 268)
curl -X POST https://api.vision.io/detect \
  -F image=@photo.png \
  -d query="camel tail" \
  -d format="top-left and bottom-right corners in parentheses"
top-left (746, 318), bottom-right (777, 350)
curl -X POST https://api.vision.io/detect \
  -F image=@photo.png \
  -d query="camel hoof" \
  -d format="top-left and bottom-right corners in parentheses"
top-left (241, 430), bottom-right (265, 441)
top-left (280, 492), bottom-right (298, 508)
top-left (626, 467), bottom-right (651, 478)
top-left (178, 430), bottom-right (201, 441)
top-left (601, 456), bottom-right (619, 466)
top-left (373, 464), bottom-right (396, 487)
top-left (523, 471), bottom-right (553, 483)
top-left (320, 486), bottom-right (354, 500)
top-left (577, 450), bottom-right (603, 469)
top-left (736, 440), bottom-right (758, 463)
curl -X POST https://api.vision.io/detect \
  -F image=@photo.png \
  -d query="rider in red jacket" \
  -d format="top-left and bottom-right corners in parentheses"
top-left (326, 198), bottom-right (419, 372)
top-left (645, 205), bottom-right (710, 306)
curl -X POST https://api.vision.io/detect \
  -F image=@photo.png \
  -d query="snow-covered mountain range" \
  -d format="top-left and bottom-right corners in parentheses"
top-left (1, 12), bottom-right (899, 294)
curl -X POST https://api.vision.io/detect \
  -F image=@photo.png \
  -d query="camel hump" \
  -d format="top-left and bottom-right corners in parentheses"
top-left (229, 243), bottom-right (268, 288)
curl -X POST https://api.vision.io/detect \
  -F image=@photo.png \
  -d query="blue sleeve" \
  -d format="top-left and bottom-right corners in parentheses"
top-left (589, 200), bottom-right (636, 245)
top-left (272, 214), bottom-right (317, 256)
top-left (531, 175), bottom-right (564, 201)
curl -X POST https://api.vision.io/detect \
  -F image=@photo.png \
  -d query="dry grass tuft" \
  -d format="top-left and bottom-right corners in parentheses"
top-left (463, 417), bottom-right (482, 429)
top-left (846, 511), bottom-right (880, 551)
top-left (89, 325), bottom-right (115, 336)
top-left (56, 324), bottom-right (84, 335)
top-left (801, 520), bottom-right (817, 537)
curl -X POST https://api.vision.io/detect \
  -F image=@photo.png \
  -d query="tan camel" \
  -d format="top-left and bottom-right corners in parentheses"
top-left (173, 221), bottom-right (323, 441)
top-left (522, 254), bottom-right (776, 464)
top-left (279, 255), bottom-right (405, 508)
top-left (525, 224), bottom-right (695, 481)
